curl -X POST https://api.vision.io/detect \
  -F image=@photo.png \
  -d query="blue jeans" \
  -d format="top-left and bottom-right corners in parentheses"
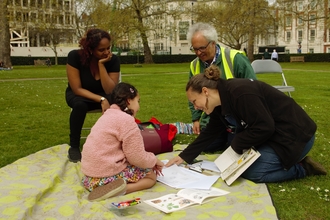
top-left (241, 135), bottom-right (315, 183)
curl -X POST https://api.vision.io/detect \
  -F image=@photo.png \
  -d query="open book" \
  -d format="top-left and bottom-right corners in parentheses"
top-left (214, 147), bottom-right (260, 186)
top-left (144, 187), bottom-right (229, 213)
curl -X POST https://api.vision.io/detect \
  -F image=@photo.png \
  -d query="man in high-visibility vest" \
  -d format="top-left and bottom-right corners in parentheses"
top-left (187, 22), bottom-right (257, 152)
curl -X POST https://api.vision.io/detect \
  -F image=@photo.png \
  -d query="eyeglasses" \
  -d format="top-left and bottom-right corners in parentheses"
top-left (190, 41), bottom-right (212, 53)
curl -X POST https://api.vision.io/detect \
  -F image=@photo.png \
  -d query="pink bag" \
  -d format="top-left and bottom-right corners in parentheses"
top-left (138, 122), bottom-right (173, 155)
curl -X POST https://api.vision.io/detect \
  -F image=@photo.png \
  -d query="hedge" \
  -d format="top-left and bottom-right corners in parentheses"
top-left (10, 53), bottom-right (330, 66)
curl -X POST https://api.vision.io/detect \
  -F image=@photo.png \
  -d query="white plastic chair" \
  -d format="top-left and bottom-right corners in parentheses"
top-left (251, 60), bottom-right (294, 97)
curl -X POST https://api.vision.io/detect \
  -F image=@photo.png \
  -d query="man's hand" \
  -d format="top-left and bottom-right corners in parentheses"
top-left (165, 156), bottom-right (184, 167)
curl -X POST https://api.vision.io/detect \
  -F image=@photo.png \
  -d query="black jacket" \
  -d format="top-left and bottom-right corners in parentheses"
top-left (179, 78), bottom-right (316, 169)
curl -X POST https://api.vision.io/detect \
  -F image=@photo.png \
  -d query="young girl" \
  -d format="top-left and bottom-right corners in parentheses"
top-left (81, 82), bottom-right (164, 201)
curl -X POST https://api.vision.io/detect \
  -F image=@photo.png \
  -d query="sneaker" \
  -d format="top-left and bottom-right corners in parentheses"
top-left (88, 179), bottom-right (127, 202)
top-left (300, 156), bottom-right (327, 176)
top-left (68, 147), bottom-right (81, 163)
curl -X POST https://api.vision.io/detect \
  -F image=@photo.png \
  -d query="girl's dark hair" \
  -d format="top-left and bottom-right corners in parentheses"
top-left (110, 82), bottom-right (138, 116)
top-left (78, 28), bottom-right (111, 66)
top-left (186, 65), bottom-right (221, 92)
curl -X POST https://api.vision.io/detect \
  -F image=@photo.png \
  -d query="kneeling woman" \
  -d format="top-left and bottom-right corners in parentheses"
top-left (166, 65), bottom-right (326, 183)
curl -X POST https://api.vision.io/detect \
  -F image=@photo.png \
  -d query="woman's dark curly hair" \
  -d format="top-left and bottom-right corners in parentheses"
top-left (78, 28), bottom-right (111, 66)
top-left (110, 82), bottom-right (138, 116)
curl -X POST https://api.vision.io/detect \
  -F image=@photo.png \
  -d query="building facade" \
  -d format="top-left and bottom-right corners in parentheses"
top-left (7, 0), bottom-right (330, 57)
top-left (8, 0), bottom-right (77, 49)
top-left (276, 0), bottom-right (330, 54)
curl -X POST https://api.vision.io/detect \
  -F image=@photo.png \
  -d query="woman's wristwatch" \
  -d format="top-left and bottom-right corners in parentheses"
top-left (100, 97), bottom-right (106, 103)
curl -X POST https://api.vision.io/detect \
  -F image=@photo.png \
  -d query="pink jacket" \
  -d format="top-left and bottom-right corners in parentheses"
top-left (81, 104), bottom-right (157, 178)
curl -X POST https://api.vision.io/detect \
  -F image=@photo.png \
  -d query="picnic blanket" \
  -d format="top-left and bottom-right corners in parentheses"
top-left (0, 144), bottom-right (278, 220)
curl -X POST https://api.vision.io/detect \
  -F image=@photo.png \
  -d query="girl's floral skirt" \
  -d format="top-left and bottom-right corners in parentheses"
top-left (82, 165), bottom-right (151, 192)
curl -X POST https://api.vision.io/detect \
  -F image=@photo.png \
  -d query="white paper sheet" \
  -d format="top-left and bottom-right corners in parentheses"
top-left (157, 164), bottom-right (219, 189)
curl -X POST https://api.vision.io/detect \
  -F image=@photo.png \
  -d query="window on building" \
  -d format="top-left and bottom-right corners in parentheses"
top-left (23, 0), bottom-right (28, 7)
top-left (64, 1), bottom-right (70, 10)
top-left (23, 12), bottom-right (29, 22)
top-left (309, 48), bottom-right (314, 53)
top-left (298, 30), bottom-right (303, 42)
top-left (328, 29), bottom-right (330, 42)
top-left (14, 0), bottom-right (20, 6)
top-left (8, 11), bottom-right (14, 20)
top-left (58, 0), bottom-right (63, 10)
top-left (297, 1), bottom-right (303, 11)
top-left (327, 47), bottom-right (330, 53)
top-left (59, 15), bottom-right (64, 25)
top-left (309, 14), bottom-right (316, 24)
top-left (310, 0), bottom-right (317, 9)
top-left (285, 16), bottom-right (292, 27)
top-left (31, 13), bottom-right (37, 22)
top-left (285, 49), bottom-right (290, 54)
top-left (297, 17), bottom-right (303, 25)
top-left (16, 12), bottom-right (22, 22)
top-left (52, 15), bottom-right (57, 24)
top-left (154, 43), bottom-right (164, 51)
top-left (65, 13), bottom-right (70, 24)
top-left (30, 0), bottom-right (36, 7)
top-left (178, 21), bottom-right (189, 41)
top-left (310, 29), bottom-right (315, 41)
top-left (45, 14), bottom-right (50, 23)
top-left (286, 31), bottom-right (291, 42)
top-left (37, 0), bottom-right (42, 7)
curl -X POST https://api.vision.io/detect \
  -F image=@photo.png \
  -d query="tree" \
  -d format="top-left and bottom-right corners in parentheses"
top-left (74, 0), bottom-right (98, 39)
top-left (194, 0), bottom-right (274, 61)
top-left (89, 0), bottom-right (184, 64)
top-left (0, 0), bottom-right (12, 68)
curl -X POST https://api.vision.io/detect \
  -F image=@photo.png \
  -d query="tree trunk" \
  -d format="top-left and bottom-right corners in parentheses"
top-left (141, 32), bottom-right (153, 64)
top-left (247, 31), bottom-right (255, 62)
top-left (54, 45), bottom-right (58, 65)
top-left (0, 0), bottom-right (12, 68)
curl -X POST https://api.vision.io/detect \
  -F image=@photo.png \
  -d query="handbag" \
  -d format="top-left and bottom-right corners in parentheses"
top-left (138, 122), bottom-right (173, 155)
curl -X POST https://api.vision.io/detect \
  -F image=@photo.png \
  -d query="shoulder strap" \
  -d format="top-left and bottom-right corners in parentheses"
top-left (221, 47), bottom-right (234, 79)
top-left (190, 58), bottom-right (200, 75)
top-left (224, 48), bottom-right (234, 76)
top-left (222, 47), bottom-right (246, 79)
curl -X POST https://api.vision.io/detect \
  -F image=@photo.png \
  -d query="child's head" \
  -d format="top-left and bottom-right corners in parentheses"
top-left (111, 82), bottom-right (140, 116)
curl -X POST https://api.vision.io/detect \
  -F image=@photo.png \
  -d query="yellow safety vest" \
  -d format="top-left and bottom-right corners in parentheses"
top-left (190, 47), bottom-right (246, 79)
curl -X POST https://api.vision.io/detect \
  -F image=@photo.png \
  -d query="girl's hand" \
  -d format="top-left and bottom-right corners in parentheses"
top-left (153, 159), bottom-right (164, 176)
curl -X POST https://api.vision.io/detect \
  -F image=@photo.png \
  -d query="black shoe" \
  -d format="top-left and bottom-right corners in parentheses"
top-left (300, 156), bottom-right (327, 176)
top-left (68, 147), bottom-right (81, 163)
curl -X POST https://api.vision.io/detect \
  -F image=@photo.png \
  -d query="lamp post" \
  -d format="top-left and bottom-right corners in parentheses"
top-left (191, 2), bottom-right (194, 25)
top-left (137, 39), bottom-right (140, 64)
top-left (134, 37), bottom-right (142, 67)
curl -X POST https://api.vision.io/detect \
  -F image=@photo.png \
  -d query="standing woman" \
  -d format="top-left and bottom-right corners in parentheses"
top-left (65, 29), bottom-right (120, 162)
top-left (167, 65), bottom-right (327, 183)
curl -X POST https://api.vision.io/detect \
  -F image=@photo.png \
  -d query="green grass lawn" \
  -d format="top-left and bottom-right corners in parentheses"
top-left (0, 62), bottom-right (329, 219)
